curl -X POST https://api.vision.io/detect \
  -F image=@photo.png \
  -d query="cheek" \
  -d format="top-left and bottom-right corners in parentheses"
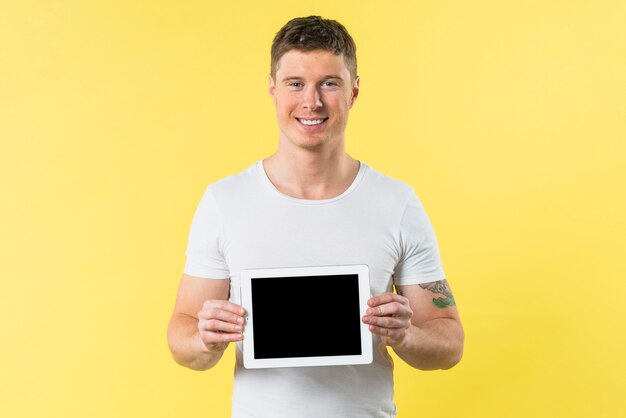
top-left (277, 98), bottom-right (298, 115)
top-left (325, 95), bottom-right (350, 110)
top-left (328, 103), bottom-right (349, 119)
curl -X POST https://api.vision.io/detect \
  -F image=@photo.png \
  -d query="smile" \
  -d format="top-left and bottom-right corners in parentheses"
top-left (297, 117), bottom-right (329, 126)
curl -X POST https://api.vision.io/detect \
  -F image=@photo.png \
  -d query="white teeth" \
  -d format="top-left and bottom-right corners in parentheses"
top-left (299, 118), bottom-right (325, 125)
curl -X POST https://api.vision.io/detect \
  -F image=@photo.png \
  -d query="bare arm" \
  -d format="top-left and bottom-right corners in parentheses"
top-left (362, 279), bottom-right (464, 370)
top-left (166, 274), bottom-right (245, 371)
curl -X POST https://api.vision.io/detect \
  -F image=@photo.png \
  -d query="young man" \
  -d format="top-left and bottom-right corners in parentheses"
top-left (167, 15), bottom-right (464, 418)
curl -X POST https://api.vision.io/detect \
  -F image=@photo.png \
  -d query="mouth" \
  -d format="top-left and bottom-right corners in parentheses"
top-left (296, 117), bottom-right (329, 127)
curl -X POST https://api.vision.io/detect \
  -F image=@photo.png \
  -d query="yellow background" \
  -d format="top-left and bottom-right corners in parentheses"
top-left (1, 1), bottom-right (625, 417)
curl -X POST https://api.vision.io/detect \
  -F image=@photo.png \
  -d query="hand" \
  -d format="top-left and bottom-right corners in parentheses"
top-left (362, 292), bottom-right (413, 346)
top-left (197, 300), bottom-right (246, 353)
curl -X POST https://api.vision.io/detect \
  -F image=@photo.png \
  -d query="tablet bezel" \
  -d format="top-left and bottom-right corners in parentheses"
top-left (240, 264), bottom-right (372, 369)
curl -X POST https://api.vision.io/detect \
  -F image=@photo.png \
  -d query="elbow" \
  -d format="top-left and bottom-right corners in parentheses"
top-left (441, 330), bottom-right (464, 370)
top-left (440, 348), bottom-right (463, 370)
top-left (166, 326), bottom-right (188, 368)
top-left (166, 320), bottom-right (183, 364)
top-left (166, 321), bottom-right (221, 371)
top-left (166, 319), bottom-right (201, 370)
top-left (167, 338), bottom-right (211, 371)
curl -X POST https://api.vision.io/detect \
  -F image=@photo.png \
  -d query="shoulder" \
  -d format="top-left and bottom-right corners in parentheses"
top-left (361, 162), bottom-right (415, 205)
top-left (204, 160), bottom-right (262, 200)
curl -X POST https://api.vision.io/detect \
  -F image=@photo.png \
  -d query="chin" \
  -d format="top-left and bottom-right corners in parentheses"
top-left (284, 135), bottom-right (323, 149)
top-left (280, 129), bottom-right (332, 151)
top-left (291, 141), bottom-right (323, 151)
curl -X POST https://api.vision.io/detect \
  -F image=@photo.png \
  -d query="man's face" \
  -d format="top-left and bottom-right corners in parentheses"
top-left (269, 49), bottom-right (359, 151)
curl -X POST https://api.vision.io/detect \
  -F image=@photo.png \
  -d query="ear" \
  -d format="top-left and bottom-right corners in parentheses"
top-left (268, 74), bottom-right (277, 105)
top-left (349, 76), bottom-right (360, 108)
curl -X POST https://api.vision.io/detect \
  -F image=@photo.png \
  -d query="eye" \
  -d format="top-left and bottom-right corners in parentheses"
top-left (288, 82), bottom-right (302, 87)
top-left (323, 81), bottom-right (337, 87)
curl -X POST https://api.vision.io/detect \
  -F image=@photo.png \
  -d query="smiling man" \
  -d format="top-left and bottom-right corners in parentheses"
top-left (167, 15), bottom-right (464, 418)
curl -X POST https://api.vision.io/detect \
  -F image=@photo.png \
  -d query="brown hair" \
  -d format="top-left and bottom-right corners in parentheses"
top-left (270, 15), bottom-right (357, 83)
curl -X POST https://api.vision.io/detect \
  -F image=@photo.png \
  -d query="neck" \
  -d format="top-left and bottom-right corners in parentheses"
top-left (263, 145), bottom-right (360, 200)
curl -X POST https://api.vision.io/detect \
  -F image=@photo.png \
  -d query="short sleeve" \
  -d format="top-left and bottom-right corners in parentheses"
top-left (393, 189), bottom-right (446, 285)
top-left (183, 186), bottom-right (230, 279)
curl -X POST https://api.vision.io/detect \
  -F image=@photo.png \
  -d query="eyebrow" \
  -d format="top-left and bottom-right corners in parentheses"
top-left (281, 75), bottom-right (345, 82)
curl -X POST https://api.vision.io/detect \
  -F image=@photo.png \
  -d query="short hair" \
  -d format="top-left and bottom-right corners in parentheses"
top-left (270, 15), bottom-right (358, 83)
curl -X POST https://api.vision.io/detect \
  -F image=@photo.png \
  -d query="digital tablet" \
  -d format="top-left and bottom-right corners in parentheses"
top-left (240, 264), bottom-right (373, 369)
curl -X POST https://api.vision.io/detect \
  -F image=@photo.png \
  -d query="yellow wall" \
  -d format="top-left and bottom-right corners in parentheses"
top-left (2, 1), bottom-right (625, 417)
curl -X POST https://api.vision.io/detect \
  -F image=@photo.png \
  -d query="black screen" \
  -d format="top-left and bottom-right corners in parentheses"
top-left (251, 274), bottom-right (362, 359)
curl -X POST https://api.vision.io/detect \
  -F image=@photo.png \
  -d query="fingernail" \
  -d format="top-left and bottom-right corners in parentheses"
top-left (237, 317), bottom-right (243, 324)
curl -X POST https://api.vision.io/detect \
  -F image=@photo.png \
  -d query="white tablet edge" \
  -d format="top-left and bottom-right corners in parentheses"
top-left (240, 264), bottom-right (372, 369)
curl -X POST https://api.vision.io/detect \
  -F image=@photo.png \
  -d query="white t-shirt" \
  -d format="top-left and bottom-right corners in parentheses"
top-left (184, 159), bottom-right (446, 418)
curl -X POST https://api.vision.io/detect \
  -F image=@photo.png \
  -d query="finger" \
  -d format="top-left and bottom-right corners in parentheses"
top-left (368, 292), bottom-right (408, 308)
top-left (366, 302), bottom-right (411, 318)
top-left (200, 330), bottom-right (243, 344)
top-left (199, 318), bottom-right (244, 333)
top-left (201, 300), bottom-right (246, 316)
top-left (198, 306), bottom-right (246, 325)
top-left (362, 315), bottom-right (409, 329)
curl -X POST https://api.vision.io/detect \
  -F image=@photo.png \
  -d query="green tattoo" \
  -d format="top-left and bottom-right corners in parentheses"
top-left (419, 279), bottom-right (456, 308)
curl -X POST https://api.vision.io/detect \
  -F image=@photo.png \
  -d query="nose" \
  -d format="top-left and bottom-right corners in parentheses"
top-left (301, 85), bottom-right (323, 110)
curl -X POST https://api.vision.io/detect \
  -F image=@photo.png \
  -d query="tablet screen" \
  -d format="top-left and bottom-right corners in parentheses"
top-left (251, 274), bottom-right (362, 359)
top-left (241, 264), bottom-right (372, 368)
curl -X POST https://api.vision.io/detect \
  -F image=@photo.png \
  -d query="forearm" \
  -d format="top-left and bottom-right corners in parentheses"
top-left (167, 313), bottom-right (225, 371)
top-left (392, 317), bottom-right (464, 370)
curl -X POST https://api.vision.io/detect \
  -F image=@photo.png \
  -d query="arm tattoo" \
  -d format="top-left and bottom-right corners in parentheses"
top-left (419, 279), bottom-right (456, 308)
